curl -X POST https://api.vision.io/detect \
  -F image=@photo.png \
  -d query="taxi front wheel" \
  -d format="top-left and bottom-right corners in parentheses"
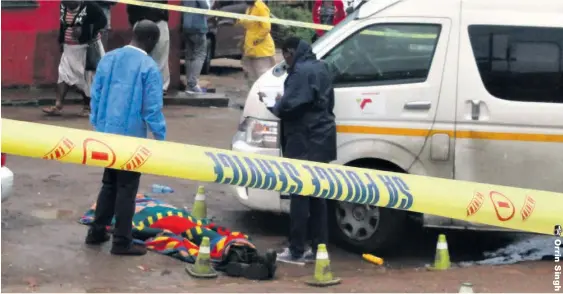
top-left (328, 199), bottom-right (407, 254)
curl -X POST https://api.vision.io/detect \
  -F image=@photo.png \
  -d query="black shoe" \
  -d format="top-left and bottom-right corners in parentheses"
top-left (110, 243), bottom-right (147, 256)
top-left (85, 228), bottom-right (110, 245)
top-left (225, 262), bottom-right (247, 278)
top-left (245, 249), bottom-right (278, 280)
top-left (224, 249), bottom-right (277, 280)
top-left (264, 249), bottom-right (277, 274)
top-left (244, 263), bottom-right (269, 280)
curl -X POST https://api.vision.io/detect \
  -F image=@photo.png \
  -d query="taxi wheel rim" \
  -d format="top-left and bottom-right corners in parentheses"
top-left (335, 202), bottom-right (380, 242)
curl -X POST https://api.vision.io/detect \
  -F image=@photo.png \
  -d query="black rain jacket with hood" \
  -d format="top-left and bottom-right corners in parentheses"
top-left (270, 40), bottom-right (337, 163)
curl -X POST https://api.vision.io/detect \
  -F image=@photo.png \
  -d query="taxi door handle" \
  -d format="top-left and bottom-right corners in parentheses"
top-left (404, 101), bottom-right (431, 110)
top-left (470, 100), bottom-right (481, 120)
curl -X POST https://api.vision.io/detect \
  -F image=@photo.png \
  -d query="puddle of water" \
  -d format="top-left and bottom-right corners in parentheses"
top-left (459, 235), bottom-right (556, 266)
top-left (30, 209), bottom-right (75, 220)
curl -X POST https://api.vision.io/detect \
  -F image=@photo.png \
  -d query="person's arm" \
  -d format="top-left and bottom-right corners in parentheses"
top-left (59, 5), bottom-right (65, 51)
top-left (312, 0), bottom-right (321, 24)
top-left (237, 7), bottom-right (252, 29)
top-left (89, 57), bottom-right (108, 127)
top-left (127, 4), bottom-right (139, 27)
top-left (269, 69), bottom-right (314, 120)
top-left (254, 2), bottom-right (271, 42)
top-left (312, 0), bottom-right (323, 36)
top-left (334, 0), bottom-right (346, 24)
top-left (142, 66), bottom-right (167, 141)
top-left (153, 0), bottom-right (169, 22)
top-left (88, 2), bottom-right (107, 36)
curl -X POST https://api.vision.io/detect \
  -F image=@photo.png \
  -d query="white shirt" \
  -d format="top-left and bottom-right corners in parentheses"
top-left (126, 45), bottom-right (147, 55)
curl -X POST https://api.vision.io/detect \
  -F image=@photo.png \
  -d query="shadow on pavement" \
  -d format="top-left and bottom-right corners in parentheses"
top-left (232, 209), bottom-right (527, 268)
top-left (234, 210), bottom-right (289, 237)
top-left (209, 66), bottom-right (243, 76)
top-left (180, 65), bottom-right (243, 77)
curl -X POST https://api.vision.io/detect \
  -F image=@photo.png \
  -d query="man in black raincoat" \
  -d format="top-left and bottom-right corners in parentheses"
top-left (262, 37), bottom-right (336, 264)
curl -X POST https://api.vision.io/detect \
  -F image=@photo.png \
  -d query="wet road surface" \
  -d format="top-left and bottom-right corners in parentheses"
top-left (1, 106), bottom-right (557, 292)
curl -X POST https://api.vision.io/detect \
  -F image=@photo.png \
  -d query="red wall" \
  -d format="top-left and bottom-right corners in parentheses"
top-left (1, 0), bottom-right (181, 88)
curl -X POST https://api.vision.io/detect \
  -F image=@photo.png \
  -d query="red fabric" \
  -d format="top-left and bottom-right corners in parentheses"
top-left (150, 216), bottom-right (196, 234)
top-left (210, 233), bottom-right (256, 260)
top-left (146, 235), bottom-right (198, 253)
top-left (312, 0), bottom-right (346, 37)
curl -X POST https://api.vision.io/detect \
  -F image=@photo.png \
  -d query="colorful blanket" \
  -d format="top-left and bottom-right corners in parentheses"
top-left (79, 194), bottom-right (256, 265)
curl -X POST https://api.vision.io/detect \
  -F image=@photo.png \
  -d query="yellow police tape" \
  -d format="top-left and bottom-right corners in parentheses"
top-left (2, 118), bottom-right (562, 235)
top-left (116, 0), bottom-right (438, 39)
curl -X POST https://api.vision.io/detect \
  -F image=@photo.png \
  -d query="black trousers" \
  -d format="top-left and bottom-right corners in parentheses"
top-left (92, 168), bottom-right (141, 245)
top-left (288, 194), bottom-right (328, 257)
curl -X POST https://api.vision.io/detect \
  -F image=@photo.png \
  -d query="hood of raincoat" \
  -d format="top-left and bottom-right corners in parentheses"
top-left (288, 40), bottom-right (316, 72)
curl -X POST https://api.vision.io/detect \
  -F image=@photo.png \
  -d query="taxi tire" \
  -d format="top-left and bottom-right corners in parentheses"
top-left (328, 201), bottom-right (407, 254)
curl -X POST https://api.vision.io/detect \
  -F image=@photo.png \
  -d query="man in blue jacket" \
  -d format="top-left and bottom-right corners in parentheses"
top-left (87, 20), bottom-right (167, 256)
top-left (262, 37), bottom-right (336, 265)
top-left (182, 0), bottom-right (210, 93)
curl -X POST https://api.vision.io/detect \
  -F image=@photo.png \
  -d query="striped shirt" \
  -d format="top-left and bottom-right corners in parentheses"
top-left (63, 7), bottom-right (101, 45)
top-left (64, 8), bottom-right (79, 45)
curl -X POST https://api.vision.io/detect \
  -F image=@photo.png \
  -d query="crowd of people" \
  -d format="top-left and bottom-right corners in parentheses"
top-left (41, 0), bottom-right (349, 116)
top-left (41, 0), bottom-right (344, 264)
top-left (42, 0), bottom-right (170, 116)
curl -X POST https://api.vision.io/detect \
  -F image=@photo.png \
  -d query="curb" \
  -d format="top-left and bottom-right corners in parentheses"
top-left (165, 93), bottom-right (230, 108)
top-left (1, 94), bottom-right (230, 108)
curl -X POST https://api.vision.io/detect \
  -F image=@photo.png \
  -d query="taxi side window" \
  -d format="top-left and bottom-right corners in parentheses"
top-left (468, 25), bottom-right (563, 104)
top-left (322, 23), bottom-right (442, 87)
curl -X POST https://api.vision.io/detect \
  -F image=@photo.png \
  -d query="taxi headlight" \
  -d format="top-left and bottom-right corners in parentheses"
top-left (237, 117), bottom-right (279, 148)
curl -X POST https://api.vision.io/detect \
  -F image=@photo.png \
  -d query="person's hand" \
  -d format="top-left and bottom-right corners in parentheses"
top-left (253, 38), bottom-right (264, 46)
top-left (258, 92), bottom-right (266, 102)
top-left (72, 27), bottom-right (82, 39)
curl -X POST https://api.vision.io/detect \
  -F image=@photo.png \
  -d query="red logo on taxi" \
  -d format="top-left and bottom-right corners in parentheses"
top-left (358, 98), bottom-right (372, 110)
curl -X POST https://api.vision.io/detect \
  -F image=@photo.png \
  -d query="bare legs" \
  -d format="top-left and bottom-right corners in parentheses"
top-left (43, 82), bottom-right (90, 116)
top-left (56, 82), bottom-right (70, 109)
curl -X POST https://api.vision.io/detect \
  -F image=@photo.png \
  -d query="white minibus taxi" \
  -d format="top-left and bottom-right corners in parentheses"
top-left (232, 0), bottom-right (563, 252)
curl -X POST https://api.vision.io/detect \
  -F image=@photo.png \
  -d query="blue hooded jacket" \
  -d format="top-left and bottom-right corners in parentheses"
top-left (90, 46), bottom-right (167, 141)
top-left (182, 0), bottom-right (209, 34)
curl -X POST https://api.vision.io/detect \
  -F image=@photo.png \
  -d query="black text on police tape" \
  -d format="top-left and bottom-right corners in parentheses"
top-left (205, 152), bottom-right (414, 210)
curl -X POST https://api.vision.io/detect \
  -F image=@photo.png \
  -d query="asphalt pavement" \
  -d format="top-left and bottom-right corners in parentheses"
top-left (0, 104), bottom-right (556, 292)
